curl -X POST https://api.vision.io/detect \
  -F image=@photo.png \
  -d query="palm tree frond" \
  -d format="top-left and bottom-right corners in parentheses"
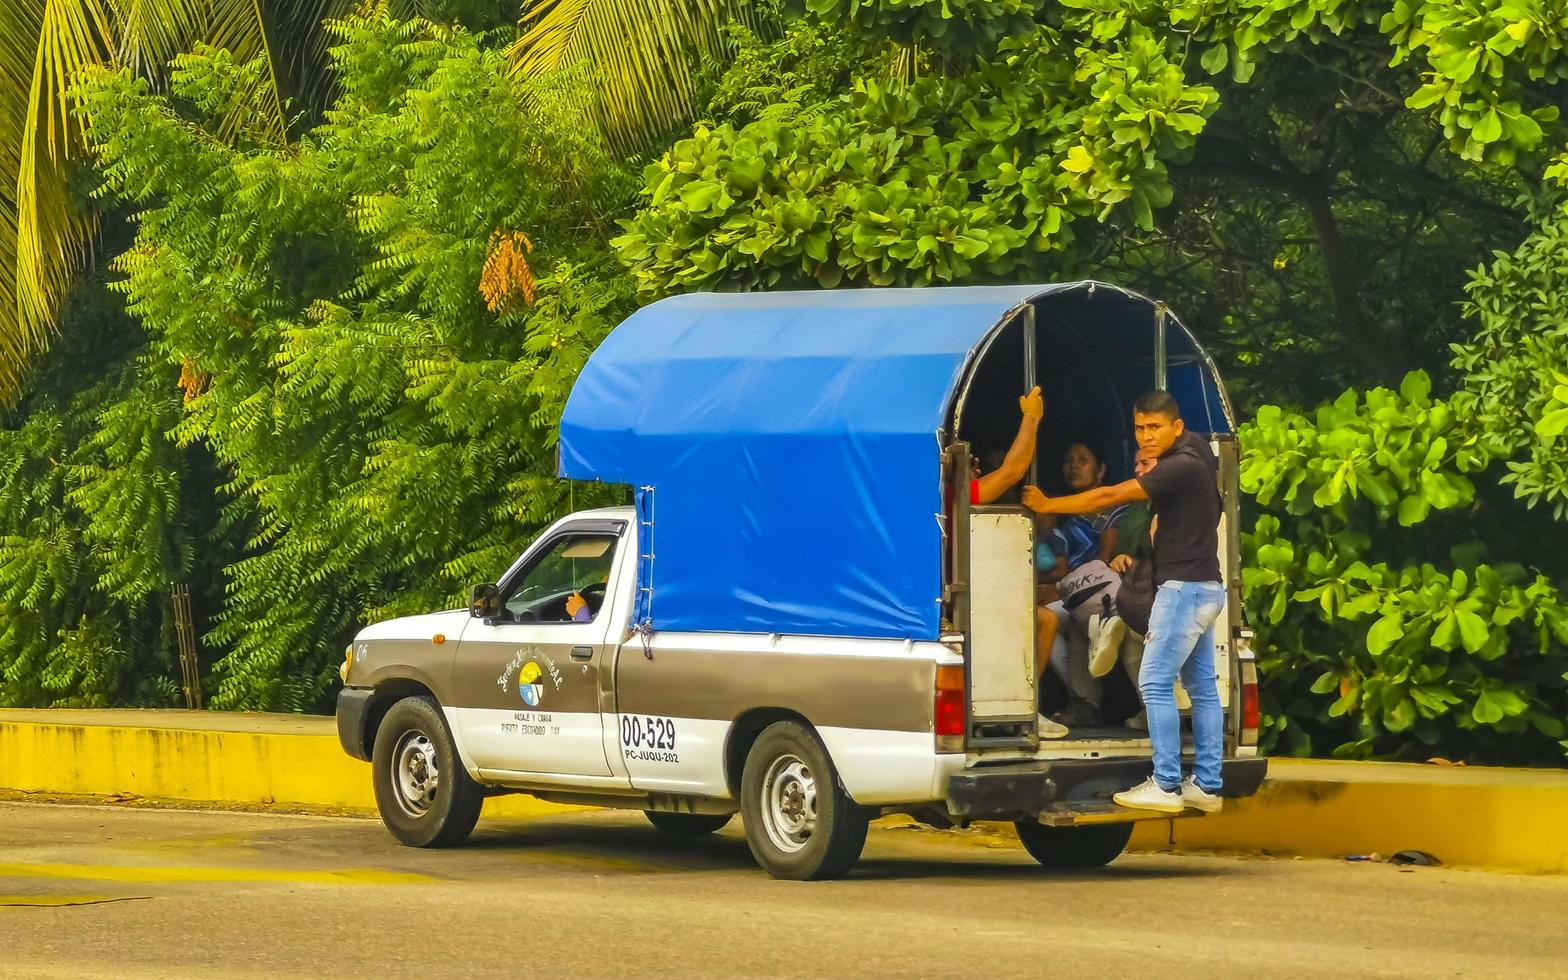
top-left (117, 0), bottom-right (206, 77)
top-left (509, 0), bottom-right (753, 152)
top-left (1, 0), bottom-right (315, 397)
top-left (0, 2), bottom-right (43, 397)
top-left (204, 0), bottom-right (285, 140)
top-left (1, 0), bottom-right (113, 400)
top-left (263, 0), bottom-right (352, 112)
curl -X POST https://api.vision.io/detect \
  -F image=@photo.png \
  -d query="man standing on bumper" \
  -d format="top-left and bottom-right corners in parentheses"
top-left (1021, 390), bottom-right (1225, 814)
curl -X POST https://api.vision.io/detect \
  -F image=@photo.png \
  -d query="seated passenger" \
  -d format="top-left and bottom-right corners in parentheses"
top-left (1038, 442), bottom-right (1128, 730)
top-left (1032, 528), bottom-right (1069, 739)
top-left (1048, 442), bottom-right (1127, 572)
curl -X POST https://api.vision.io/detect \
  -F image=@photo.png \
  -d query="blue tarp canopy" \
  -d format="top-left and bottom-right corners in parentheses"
top-left (559, 283), bottom-right (1233, 641)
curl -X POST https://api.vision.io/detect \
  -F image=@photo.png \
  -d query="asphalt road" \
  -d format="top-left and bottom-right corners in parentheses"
top-left (1, 801), bottom-right (1564, 979)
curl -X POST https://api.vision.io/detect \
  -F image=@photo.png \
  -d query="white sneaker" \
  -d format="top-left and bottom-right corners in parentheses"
top-left (1181, 776), bottom-right (1223, 814)
top-left (1089, 614), bottom-right (1127, 678)
top-left (1113, 777), bottom-right (1183, 813)
top-left (1036, 713), bottom-right (1069, 739)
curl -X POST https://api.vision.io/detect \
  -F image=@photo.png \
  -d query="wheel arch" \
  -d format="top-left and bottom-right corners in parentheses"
top-left (723, 707), bottom-right (817, 799)
top-left (360, 678), bottom-right (442, 760)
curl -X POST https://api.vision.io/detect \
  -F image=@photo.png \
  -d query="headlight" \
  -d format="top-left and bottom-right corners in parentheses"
top-left (340, 644), bottom-right (353, 684)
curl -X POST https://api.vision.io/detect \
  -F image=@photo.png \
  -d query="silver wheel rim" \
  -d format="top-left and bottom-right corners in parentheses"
top-left (760, 753), bottom-right (817, 854)
top-left (392, 730), bottom-right (440, 818)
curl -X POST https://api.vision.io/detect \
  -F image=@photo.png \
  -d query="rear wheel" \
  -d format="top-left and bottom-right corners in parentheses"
top-left (1012, 820), bottom-right (1133, 869)
top-left (371, 696), bottom-right (483, 848)
top-left (739, 721), bottom-right (870, 880)
top-left (644, 811), bottom-right (733, 836)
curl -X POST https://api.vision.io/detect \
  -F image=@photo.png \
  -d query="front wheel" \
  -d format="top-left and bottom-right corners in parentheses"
top-left (371, 696), bottom-right (483, 848)
top-left (644, 811), bottom-right (733, 836)
top-left (1012, 819), bottom-right (1133, 869)
top-left (739, 721), bottom-right (870, 880)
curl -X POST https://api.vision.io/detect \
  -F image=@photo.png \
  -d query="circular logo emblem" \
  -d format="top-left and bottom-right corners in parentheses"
top-left (519, 661), bottom-right (543, 706)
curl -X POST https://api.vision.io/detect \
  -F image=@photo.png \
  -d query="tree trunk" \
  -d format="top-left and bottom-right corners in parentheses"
top-left (1300, 184), bottom-right (1401, 383)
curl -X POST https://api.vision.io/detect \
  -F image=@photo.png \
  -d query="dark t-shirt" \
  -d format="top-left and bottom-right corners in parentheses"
top-left (1135, 431), bottom-right (1221, 585)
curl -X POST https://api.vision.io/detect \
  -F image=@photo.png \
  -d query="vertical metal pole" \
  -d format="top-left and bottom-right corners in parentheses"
top-left (1021, 306), bottom-right (1038, 490)
top-left (949, 442), bottom-right (972, 635)
top-left (1154, 304), bottom-right (1169, 391)
top-left (1018, 306), bottom-right (1040, 743)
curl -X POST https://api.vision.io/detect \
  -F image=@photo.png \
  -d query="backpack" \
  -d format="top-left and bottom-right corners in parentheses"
top-left (1057, 560), bottom-right (1119, 612)
top-left (1118, 556), bottom-right (1156, 636)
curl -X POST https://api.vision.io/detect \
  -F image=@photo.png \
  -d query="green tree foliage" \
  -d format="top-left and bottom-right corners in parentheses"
top-left (617, 1), bottom-right (1567, 401)
top-left (43, 12), bottom-right (635, 710)
top-left (508, 0), bottom-right (760, 152)
top-left (1455, 213), bottom-right (1568, 520)
top-left (2, 0), bottom-right (1566, 771)
top-left (616, 16), bottom-right (1219, 293)
top-left (785, 0), bottom-right (1034, 55)
top-left (0, 277), bottom-right (209, 708)
top-left (701, 20), bottom-right (873, 126)
top-left (1241, 372), bottom-right (1568, 763)
top-left (0, 1), bottom-right (527, 400)
top-left (607, 0), bottom-right (1568, 764)
top-left (0, 0), bottom-right (333, 401)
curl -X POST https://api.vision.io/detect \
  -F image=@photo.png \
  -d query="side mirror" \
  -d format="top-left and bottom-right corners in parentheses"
top-left (470, 583), bottom-right (501, 620)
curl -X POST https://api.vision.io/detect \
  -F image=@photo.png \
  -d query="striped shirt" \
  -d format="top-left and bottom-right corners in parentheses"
top-left (1048, 505), bottom-right (1128, 571)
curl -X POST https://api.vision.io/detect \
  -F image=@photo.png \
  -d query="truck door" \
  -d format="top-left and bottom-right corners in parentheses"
top-left (965, 506), bottom-right (1039, 747)
top-left (450, 522), bottom-right (625, 778)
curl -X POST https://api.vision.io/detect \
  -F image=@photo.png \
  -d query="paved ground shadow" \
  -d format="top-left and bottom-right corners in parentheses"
top-left (457, 818), bottom-right (1238, 883)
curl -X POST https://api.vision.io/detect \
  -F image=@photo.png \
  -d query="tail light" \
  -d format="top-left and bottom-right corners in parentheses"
top-left (934, 664), bottom-right (965, 753)
top-left (1237, 630), bottom-right (1260, 747)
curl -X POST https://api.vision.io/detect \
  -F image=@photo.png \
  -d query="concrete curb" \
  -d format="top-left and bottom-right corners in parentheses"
top-left (3, 711), bottom-right (1565, 873)
top-left (1129, 758), bottom-right (1568, 873)
top-left (0, 710), bottom-right (574, 821)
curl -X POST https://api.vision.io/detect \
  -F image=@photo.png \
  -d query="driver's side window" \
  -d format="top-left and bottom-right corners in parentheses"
top-left (503, 532), bottom-right (619, 624)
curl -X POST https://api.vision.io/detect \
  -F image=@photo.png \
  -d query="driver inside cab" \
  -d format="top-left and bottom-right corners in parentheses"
top-left (566, 586), bottom-right (597, 622)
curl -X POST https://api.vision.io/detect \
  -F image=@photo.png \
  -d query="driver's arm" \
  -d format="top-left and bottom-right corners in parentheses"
top-left (565, 592), bottom-right (590, 622)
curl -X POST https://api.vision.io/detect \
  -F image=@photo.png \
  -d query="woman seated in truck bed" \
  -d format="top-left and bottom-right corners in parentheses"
top-left (1036, 441), bottom-right (1127, 731)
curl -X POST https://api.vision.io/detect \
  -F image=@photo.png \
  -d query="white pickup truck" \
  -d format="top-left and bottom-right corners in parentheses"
top-left (336, 283), bottom-right (1267, 879)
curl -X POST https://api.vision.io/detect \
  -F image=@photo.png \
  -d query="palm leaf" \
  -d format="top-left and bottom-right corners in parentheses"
top-left (262, 0), bottom-right (353, 114)
top-left (117, 0), bottom-right (205, 78)
top-left (508, 0), bottom-right (755, 152)
top-left (0, 5), bottom-right (40, 389)
top-left (6, 0), bottom-right (113, 400)
top-left (0, 0), bottom-right (304, 400)
top-left (264, 3), bottom-right (450, 130)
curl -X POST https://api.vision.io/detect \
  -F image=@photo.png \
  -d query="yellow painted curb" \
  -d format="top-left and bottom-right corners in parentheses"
top-left (0, 716), bottom-right (574, 821)
top-left (1127, 758), bottom-right (1568, 873)
top-left (3, 713), bottom-right (1565, 873)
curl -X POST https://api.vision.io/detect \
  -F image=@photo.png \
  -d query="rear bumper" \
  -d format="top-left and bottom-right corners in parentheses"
top-left (946, 756), bottom-right (1268, 821)
top-left (336, 687), bottom-right (374, 762)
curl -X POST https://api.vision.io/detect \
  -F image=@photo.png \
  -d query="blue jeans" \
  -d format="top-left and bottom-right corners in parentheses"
top-left (1139, 581), bottom-right (1226, 793)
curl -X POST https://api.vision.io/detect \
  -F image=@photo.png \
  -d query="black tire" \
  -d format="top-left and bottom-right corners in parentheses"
top-left (371, 696), bottom-right (484, 848)
top-left (1012, 819), bottom-right (1133, 869)
top-left (644, 811), bottom-right (733, 836)
top-left (739, 721), bottom-right (870, 880)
